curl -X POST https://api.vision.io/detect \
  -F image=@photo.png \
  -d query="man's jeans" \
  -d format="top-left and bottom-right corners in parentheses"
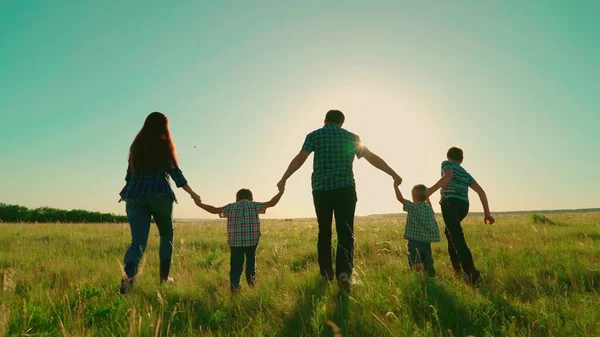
top-left (312, 186), bottom-right (357, 280)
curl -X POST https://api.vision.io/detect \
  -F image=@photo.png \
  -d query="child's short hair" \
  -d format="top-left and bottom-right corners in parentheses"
top-left (447, 147), bottom-right (464, 162)
top-left (412, 185), bottom-right (428, 202)
top-left (236, 189), bottom-right (253, 201)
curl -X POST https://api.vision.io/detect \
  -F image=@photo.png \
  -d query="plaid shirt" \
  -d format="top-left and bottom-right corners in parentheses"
top-left (403, 200), bottom-right (441, 242)
top-left (440, 161), bottom-right (475, 203)
top-left (119, 162), bottom-right (188, 199)
top-left (220, 200), bottom-right (266, 247)
top-left (302, 124), bottom-right (365, 191)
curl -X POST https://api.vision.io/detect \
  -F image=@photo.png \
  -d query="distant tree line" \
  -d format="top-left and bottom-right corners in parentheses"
top-left (0, 203), bottom-right (128, 223)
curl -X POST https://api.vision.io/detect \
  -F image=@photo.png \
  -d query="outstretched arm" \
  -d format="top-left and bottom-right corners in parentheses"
top-left (278, 151), bottom-right (310, 191)
top-left (470, 182), bottom-right (495, 224)
top-left (363, 149), bottom-right (402, 184)
top-left (182, 184), bottom-right (202, 201)
top-left (265, 190), bottom-right (285, 208)
top-left (393, 182), bottom-right (406, 204)
top-left (194, 199), bottom-right (222, 215)
top-left (428, 168), bottom-right (453, 197)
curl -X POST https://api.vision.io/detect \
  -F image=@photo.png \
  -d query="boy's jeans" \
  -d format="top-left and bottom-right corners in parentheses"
top-left (441, 198), bottom-right (477, 276)
top-left (123, 194), bottom-right (174, 278)
top-left (230, 245), bottom-right (258, 288)
top-left (312, 186), bottom-right (357, 280)
top-left (407, 240), bottom-right (435, 277)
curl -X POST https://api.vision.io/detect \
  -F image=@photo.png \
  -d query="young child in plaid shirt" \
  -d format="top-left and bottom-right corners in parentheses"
top-left (393, 182), bottom-right (440, 277)
top-left (195, 188), bottom-right (284, 291)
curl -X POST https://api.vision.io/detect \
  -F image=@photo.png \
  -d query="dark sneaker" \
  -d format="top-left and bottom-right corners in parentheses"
top-left (338, 272), bottom-right (350, 293)
top-left (466, 269), bottom-right (481, 286)
top-left (247, 276), bottom-right (256, 288)
top-left (120, 277), bottom-right (134, 294)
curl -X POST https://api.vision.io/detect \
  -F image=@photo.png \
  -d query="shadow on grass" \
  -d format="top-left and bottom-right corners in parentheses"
top-left (277, 276), bottom-right (330, 337)
top-left (324, 292), bottom-right (350, 337)
top-left (404, 278), bottom-right (540, 337)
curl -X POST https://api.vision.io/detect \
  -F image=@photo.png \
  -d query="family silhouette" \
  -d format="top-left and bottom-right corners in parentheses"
top-left (118, 111), bottom-right (495, 294)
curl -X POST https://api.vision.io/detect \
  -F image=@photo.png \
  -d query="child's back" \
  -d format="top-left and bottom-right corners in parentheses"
top-left (428, 147), bottom-right (495, 285)
top-left (195, 188), bottom-right (284, 291)
top-left (221, 199), bottom-right (266, 247)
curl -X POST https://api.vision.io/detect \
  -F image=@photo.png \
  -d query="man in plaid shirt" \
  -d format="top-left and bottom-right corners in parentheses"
top-left (278, 110), bottom-right (402, 290)
top-left (195, 188), bottom-right (284, 291)
top-left (394, 182), bottom-right (440, 277)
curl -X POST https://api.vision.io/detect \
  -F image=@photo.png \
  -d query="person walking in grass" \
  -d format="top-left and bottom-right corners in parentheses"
top-left (277, 110), bottom-right (402, 291)
top-left (194, 188), bottom-right (284, 292)
top-left (118, 112), bottom-right (202, 294)
top-left (393, 182), bottom-right (440, 277)
top-left (427, 146), bottom-right (495, 285)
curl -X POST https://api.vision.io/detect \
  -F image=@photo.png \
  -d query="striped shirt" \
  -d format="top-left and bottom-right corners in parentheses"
top-left (440, 161), bottom-right (475, 203)
top-left (119, 162), bottom-right (188, 199)
top-left (220, 200), bottom-right (266, 247)
top-left (403, 200), bottom-right (440, 242)
top-left (301, 124), bottom-right (365, 191)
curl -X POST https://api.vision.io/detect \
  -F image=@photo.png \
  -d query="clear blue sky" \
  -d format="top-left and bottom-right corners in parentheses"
top-left (1, 1), bottom-right (599, 218)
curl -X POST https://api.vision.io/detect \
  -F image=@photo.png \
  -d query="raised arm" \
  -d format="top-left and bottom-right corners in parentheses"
top-left (265, 190), bottom-right (285, 208)
top-left (428, 168), bottom-right (453, 197)
top-left (362, 149), bottom-right (402, 184)
top-left (194, 200), bottom-right (222, 215)
top-left (277, 151), bottom-right (310, 191)
top-left (393, 182), bottom-right (406, 204)
top-left (470, 182), bottom-right (495, 224)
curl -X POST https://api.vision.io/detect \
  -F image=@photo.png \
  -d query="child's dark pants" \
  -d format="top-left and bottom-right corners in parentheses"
top-left (230, 245), bottom-right (258, 289)
top-left (407, 240), bottom-right (435, 277)
top-left (441, 198), bottom-right (478, 276)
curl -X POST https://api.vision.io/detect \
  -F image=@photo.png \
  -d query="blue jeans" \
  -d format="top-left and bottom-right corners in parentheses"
top-left (408, 240), bottom-right (435, 277)
top-left (230, 245), bottom-right (258, 288)
top-left (123, 194), bottom-right (174, 278)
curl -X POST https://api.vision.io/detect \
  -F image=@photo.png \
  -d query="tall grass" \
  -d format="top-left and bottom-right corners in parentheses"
top-left (0, 213), bottom-right (599, 336)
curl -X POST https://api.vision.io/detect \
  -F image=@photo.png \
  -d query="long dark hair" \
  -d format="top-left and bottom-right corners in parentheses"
top-left (128, 112), bottom-right (178, 173)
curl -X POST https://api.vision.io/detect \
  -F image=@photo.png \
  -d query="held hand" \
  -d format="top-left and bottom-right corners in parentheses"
top-left (393, 174), bottom-right (403, 186)
top-left (484, 213), bottom-right (495, 225)
top-left (190, 192), bottom-right (201, 202)
top-left (193, 198), bottom-right (203, 208)
top-left (277, 179), bottom-right (286, 192)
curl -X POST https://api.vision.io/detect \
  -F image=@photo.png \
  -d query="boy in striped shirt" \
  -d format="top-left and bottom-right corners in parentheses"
top-left (428, 147), bottom-right (495, 285)
top-left (394, 182), bottom-right (440, 277)
top-left (195, 188), bottom-right (284, 291)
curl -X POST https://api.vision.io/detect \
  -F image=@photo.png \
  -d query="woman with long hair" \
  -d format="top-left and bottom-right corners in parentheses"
top-left (118, 111), bottom-right (201, 294)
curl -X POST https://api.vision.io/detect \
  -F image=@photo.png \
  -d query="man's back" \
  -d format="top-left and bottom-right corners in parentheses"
top-left (302, 124), bottom-right (363, 191)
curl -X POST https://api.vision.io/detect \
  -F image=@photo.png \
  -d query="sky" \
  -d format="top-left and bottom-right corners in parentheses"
top-left (1, 1), bottom-right (599, 219)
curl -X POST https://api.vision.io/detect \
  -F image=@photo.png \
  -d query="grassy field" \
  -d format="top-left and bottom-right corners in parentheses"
top-left (1, 212), bottom-right (599, 337)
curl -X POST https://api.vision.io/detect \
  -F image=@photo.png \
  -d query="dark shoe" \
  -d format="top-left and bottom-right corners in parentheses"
top-left (230, 285), bottom-right (241, 294)
top-left (321, 269), bottom-right (334, 282)
top-left (466, 269), bottom-right (481, 286)
top-left (247, 276), bottom-right (256, 288)
top-left (120, 277), bottom-right (134, 294)
top-left (159, 259), bottom-right (172, 284)
top-left (337, 272), bottom-right (350, 293)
